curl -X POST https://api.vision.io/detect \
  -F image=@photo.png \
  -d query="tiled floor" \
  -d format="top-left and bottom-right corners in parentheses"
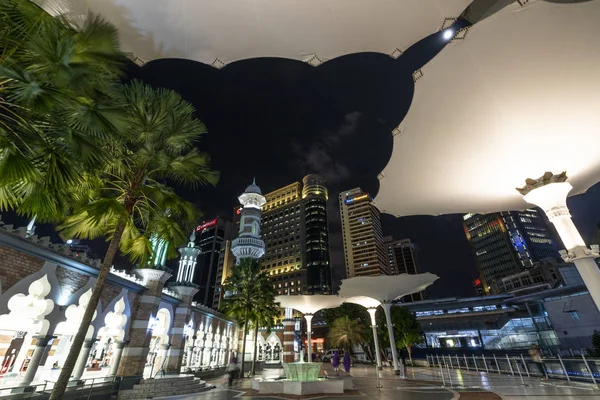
top-left (153, 364), bottom-right (600, 400)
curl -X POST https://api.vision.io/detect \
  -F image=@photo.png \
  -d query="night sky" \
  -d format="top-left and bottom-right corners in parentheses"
top-left (13, 21), bottom-right (600, 299)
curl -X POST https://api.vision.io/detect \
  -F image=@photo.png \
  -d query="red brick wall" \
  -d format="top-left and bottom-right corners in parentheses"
top-left (98, 283), bottom-right (124, 311)
top-left (0, 245), bottom-right (44, 293)
top-left (55, 266), bottom-right (89, 300)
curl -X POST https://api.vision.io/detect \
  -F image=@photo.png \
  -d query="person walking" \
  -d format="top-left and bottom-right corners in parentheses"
top-left (226, 356), bottom-right (240, 388)
top-left (343, 352), bottom-right (351, 375)
top-left (399, 348), bottom-right (407, 378)
top-left (332, 351), bottom-right (341, 376)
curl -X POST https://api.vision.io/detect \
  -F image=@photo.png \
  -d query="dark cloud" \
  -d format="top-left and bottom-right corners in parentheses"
top-left (293, 111), bottom-right (361, 186)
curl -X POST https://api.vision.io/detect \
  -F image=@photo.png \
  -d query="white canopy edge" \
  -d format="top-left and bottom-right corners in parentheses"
top-left (33, 0), bottom-right (472, 66)
top-left (375, 0), bottom-right (600, 217)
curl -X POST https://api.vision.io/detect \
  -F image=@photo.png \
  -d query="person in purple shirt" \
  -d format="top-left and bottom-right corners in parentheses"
top-left (343, 352), bottom-right (351, 374)
top-left (332, 351), bottom-right (340, 376)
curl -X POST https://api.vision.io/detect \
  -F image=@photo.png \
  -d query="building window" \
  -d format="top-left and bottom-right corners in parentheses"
top-left (570, 311), bottom-right (580, 320)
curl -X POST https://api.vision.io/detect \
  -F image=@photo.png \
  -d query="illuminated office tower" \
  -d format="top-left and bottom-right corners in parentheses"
top-left (232, 175), bottom-right (332, 295)
top-left (383, 237), bottom-right (423, 302)
top-left (339, 188), bottom-right (388, 277)
top-left (463, 209), bottom-right (559, 294)
top-left (189, 217), bottom-right (233, 307)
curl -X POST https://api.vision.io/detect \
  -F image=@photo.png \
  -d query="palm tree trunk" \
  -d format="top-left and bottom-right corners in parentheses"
top-left (250, 324), bottom-right (259, 376)
top-left (238, 310), bottom-right (249, 378)
top-left (49, 220), bottom-right (126, 400)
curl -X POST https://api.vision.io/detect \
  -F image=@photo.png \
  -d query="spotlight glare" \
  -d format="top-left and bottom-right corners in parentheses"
top-left (443, 29), bottom-right (454, 40)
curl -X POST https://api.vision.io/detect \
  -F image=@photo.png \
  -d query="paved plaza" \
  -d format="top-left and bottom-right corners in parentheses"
top-left (148, 364), bottom-right (598, 400)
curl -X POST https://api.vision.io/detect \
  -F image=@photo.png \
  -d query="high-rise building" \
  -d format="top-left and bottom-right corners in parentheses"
top-left (463, 209), bottom-right (559, 294)
top-left (383, 237), bottom-right (423, 302)
top-left (339, 188), bottom-right (388, 277)
top-left (190, 217), bottom-right (232, 306)
top-left (213, 234), bottom-right (235, 309)
top-left (259, 175), bottom-right (332, 295)
top-left (222, 175), bottom-right (332, 297)
top-left (302, 175), bottom-right (331, 294)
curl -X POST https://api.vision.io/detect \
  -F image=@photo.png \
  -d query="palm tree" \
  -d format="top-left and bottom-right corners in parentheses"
top-left (328, 316), bottom-right (366, 354)
top-left (396, 331), bottom-right (422, 365)
top-left (249, 291), bottom-right (279, 376)
top-left (0, 0), bottom-right (126, 221)
top-left (376, 306), bottom-right (421, 366)
top-left (49, 81), bottom-right (218, 400)
top-left (221, 258), bottom-right (274, 378)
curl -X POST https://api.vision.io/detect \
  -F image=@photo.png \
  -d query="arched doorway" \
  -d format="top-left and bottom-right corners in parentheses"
top-left (258, 333), bottom-right (283, 364)
top-left (0, 275), bottom-right (54, 385)
top-left (145, 308), bottom-right (171, 378)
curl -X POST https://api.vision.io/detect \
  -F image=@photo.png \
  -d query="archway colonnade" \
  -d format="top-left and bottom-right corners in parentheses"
top-left (0, 262), bottom-right (238, 389)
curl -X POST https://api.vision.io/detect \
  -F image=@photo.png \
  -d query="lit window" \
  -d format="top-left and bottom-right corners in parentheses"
top-left (570, 311), bottom-right (580, 320)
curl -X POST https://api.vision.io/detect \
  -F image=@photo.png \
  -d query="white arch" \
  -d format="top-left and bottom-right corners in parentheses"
top-left (98, 289), bottom-right (132, 340)
top-left (0, 274), bottom-right (54, 335)
top-left (54, 287), bottom-right (97, 339)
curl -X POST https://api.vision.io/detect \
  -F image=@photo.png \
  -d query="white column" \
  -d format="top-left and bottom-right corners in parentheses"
top-left (72, 339), bottom-right (95, 381)
top-left (367, 308), bottom-right (382, 370)
top-left (20, 336), bottom-right (53, 387)
top-left (304, 314), bottom-right (313, 363)
top-left (381, 303), bottom-right (400, 374)
top-left (186, 346), bottom-right (194, 368)
top-left (108, 341), bottom-right (126, 376)
top-left (523, 182), bottom-right (600, 310)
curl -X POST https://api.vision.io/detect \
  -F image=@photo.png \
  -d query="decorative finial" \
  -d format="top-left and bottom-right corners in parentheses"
top-left (189, 229), bottom-right (196, 244)
top-left (26, 214), bottom-right (37, 238)
top-left (253, 176), bottom-right (256, 185)
top-left (516, 171), bottom-right (568, 196)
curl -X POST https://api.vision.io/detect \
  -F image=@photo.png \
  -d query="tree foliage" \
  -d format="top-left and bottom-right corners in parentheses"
top-left (0, 0), bottom-right (126, 221)
top-left (589, 330), bottom-right (600, 357)
top-left (49, 81), bottom-right (218, 399)
top-left (249, 292), bottom-right (280, 375)
top-left (58, 81), bottom-right (218, 265)
top-left (322, 303), bottom-right (374, 361)
top-left (376, 306), bottom-right (423, 360)
top-left (328, 316), bottom-right (366, 354)
top-left (222, 258), bottom-right (278, 378)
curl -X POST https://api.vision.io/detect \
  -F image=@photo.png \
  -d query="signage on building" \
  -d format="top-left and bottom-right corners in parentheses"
top-left (344, 194), bottom-right (371, 205)
top-left (196, 218), bottom-right (218, 232)
top-left (236, 208), bottom-right (241, 215)
top-left (303, 338), bottom-right (325, 344)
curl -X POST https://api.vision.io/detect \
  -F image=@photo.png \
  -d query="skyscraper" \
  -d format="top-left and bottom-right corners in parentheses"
top-left (190, 217), bottom-right (232, 306)
top-left (302, 175), bottom-right (331, 294)
top-left (383, 237), bottom-right (423, 302)
top-left (259, 175), bottom-right (332, 295)
top-left (339, 188), bottom-right (388, 277)
top-left (463, 209), bottom-right (559, 294)
top-left (217, 175), bottom-right (332, 297)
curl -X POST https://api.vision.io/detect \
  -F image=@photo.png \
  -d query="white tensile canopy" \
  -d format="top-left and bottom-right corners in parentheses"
top-left (375, 0), bottom-right (600, 216)
top-left (338, 273), bottom-right (439, 302)
top-left (275, 294), bottom-right (344, 315)
top-left (33, 0), bottom-right (471, 66)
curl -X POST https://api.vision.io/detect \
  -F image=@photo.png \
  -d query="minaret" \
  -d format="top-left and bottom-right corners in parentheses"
top-left (231, 178), bottom-right (267, 263)
top-left (176, 230), bottom-right (202, 282)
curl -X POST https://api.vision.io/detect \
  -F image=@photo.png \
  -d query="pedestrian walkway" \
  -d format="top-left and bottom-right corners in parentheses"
top-left (116, 364), bottom-right (600, 400)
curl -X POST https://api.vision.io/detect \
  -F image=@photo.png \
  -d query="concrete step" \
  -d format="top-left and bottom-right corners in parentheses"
top-left (119, 384), bottom-right (212, 399)
top-left (138, 375), bottom-right (196, 385)
top-left (117, 377), bottom-right (212, 400)
top-left (130, 380), bottom-right (206, 391)
top-left (133, 380), bottom-right (204, 390)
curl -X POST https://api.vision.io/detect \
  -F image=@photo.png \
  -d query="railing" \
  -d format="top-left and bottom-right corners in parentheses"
top-left (0, 381), bottom-right (48, 399)
top-left (425, 352), bottom-right (600, 386)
